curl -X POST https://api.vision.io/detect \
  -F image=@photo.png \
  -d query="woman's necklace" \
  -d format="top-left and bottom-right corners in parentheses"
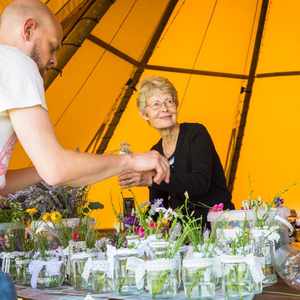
top-left (162, 127), bottom-right (179, 158)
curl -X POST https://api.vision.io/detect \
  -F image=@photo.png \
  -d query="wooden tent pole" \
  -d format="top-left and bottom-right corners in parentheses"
top-left (44, 0), bottom-right (115, 89)
top-left (87, 34), bottom-right (248, 80)
top-left (94, 0), bottom-right (180, 154)
top-left (227, 0), bottom-right (269, 192)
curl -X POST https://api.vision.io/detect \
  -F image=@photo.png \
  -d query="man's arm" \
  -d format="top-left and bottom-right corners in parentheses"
top-left (8, 106), bottom-right (169, 187)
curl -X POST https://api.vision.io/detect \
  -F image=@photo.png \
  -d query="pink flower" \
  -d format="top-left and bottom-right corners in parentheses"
top-left (135, 226), bottom-right (145, 238)
top-left (210, 203), bottom-right (224, 212)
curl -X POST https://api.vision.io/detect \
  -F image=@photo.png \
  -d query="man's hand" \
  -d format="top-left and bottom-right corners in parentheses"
top-left (119, 170), bottom-right (154, 188)
top-left (129, 150), bottom-right (170, 184)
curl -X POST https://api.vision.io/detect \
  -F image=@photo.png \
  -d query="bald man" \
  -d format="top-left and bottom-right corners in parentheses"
top-left (0, 0), bottom-right (170, 194)
top-left (0, 2), bottom-right (169, 295)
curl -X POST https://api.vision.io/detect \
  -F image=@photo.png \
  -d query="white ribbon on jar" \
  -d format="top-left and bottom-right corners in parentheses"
top-left (28, 259), bottom-right (63, 288)
top-left (220, 255), bottom-right (264, 284)
top-left (183, 255), bottom-right (222, 278)
top-left (145, 258), bottom-right (177, 272)
top-left (106, 245), bottom-right (145, 289)
top-left (126, 256), bottom-right (145, 289)
top-left (106, 244), bottom-right (139, 278)
top-left (1, 251), bottom-right (26, 273)
top-left (81, 258), bottom-right (109, 282)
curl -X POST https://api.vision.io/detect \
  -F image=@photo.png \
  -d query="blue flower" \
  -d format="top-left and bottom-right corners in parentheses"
top-left (273, 197), bottom-right (284, 207)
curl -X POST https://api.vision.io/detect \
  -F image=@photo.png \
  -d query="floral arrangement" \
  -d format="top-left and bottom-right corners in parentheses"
top-left (6, 181), bottom-right (91, 219)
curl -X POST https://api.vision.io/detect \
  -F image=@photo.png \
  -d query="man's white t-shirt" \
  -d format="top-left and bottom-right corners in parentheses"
top-left (0, 45), bottom-right (47, 189)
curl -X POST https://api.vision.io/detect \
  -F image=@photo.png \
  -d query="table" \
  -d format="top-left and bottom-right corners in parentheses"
top-left (255, 279), bottom-right (300, 299)
top-left (17, 279), bottom-right (300, 300)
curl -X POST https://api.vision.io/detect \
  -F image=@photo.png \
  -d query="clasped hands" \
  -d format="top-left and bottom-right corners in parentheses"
top-left (119, 150), bottom-right (169, 188)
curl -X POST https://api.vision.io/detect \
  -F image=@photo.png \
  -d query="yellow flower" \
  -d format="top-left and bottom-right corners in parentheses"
top-left (161, 218), bottom-right (169, 226)
top-left (141, 204), bottom-right (150, 214)
top-left (50, 211), bottom-right (62, 224)
top-left (41, 212), bottom-right (52, 222)
top-left (26, 208), bottom-right (38, 216)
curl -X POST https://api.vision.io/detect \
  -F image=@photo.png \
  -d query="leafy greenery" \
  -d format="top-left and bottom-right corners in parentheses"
top-left (33, 231), bottom-right (50, 259)
top-left (0, 198), bottom-right (27, 223)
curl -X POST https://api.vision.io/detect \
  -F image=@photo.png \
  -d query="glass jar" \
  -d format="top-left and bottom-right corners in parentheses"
top-left (148, 240), bottom-right (170, 259)
top-left (126, 234), bottom-right (140, 248)
top-left (146, 258), bottom-right (178, 299)
top-left (29, 256), bottom-right (65, 288)
top-left (15, 257), bottom-right (31, 285)
top-left (182, 258), bottom-right (216, 299)
top-left (70, 252), bottom-right (96, 290)
top-left (69, 241), bottom-right (87, 255)
top-left (90, 260), bottom-right (112, 293)
top-left (274, 244), bottom-right (300, 290)
top-left (253, 235), bottom-right (277, 286)
top-left (112, 249), bottom-right (144, 295)
top-left (1, 252), bottom-right (28, 281)
top-left (221, 254), bottom-right (264, 299)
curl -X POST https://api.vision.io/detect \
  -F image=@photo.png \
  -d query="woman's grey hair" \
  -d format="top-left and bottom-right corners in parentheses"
top-left (137, 76), bottom-right (178, 112)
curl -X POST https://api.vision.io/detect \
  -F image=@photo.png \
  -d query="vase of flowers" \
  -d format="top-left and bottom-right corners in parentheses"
top-left (15, 256), bottom-right (31, 285)
top-left (110, 247), bottom-right (144, 296)
top-left (1, 251), bottom-right (30, 282)
top-left (222, 259), bottom-right (255, 299)
top-left (70, 252), bottom-right (98, 290)
top-left (182, 257), bottom-right (216, 299)
top-left (89, 259), bottom-right (112, 293)
top-left (28, 255), bottom-right (65, 288)
top-left (146, 258), bottom-right (178, 299)
top-left (252, 231), bottom-right (278, 287)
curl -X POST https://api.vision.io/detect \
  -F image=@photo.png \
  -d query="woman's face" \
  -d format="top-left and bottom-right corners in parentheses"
top-left (143, 91), bottom-right (177, 130)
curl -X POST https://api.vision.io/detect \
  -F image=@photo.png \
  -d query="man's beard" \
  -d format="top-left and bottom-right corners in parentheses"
top-left (30, 44), bottom-right (46, 77)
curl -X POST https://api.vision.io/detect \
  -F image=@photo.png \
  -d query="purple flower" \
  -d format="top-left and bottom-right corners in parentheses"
top-left (273, 197), bottom-right (284, 207)
top-left (123, 215), bottom-right (138, 227)
top-left (149, 198), bottom-right (164, 216)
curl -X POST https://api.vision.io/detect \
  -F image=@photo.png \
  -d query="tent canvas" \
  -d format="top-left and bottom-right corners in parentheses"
top-left (2, 0), bottom-right (300, 228)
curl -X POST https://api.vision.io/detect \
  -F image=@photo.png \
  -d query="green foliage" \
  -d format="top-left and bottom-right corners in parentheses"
top-left (52, 222), bottom-right (72, 249)
top-left (0, 198), bottom-right (27, 223)
top-left (33, 231), bottom-right (50, 259)
top-left (72, 217), bottom-right (99, 249)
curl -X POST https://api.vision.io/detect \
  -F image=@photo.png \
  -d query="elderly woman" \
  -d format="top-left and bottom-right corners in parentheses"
top-left (119, 76), bottom-right (234, 222)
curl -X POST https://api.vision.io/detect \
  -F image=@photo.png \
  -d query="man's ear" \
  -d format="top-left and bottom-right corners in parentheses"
top-left (23, 18), bottom-right (38, 42)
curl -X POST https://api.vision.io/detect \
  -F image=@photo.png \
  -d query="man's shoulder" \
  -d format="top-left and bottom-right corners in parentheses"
top-left (0, 44), bottom-right (38, 72)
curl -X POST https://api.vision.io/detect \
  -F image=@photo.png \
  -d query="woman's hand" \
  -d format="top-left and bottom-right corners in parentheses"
top-left (119, 170), bottom-right (155, 188)
top-left (129, 150), bottom-right (170, 184)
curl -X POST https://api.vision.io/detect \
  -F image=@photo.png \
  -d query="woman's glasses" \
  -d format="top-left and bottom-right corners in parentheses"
top-left (146, 98), bottom-right (176, 111)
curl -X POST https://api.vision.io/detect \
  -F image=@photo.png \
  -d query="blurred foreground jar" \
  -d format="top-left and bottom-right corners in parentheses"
top-left (111, 248), bottom-right (144, 296)
top-left (252, 234), bottom-right (277, 286)
top-left (28, 256), bottom-right (65, 288)
top-left (15, 257), bottom-right (31, 285)
top-left (275, 244), bottom-right (300, 290)
top-left (81, 257), bottom-right (111, 293)
top-left (71, 252), bottom-right (97, 290)
top-left (221, 255), bottom-right (263, 299)
top-left (1, 252), bottom-right (29, 282)
top-left (182, 257), bottom-right (216, 299)
top-left (146, 258), bottom-right (178, 299)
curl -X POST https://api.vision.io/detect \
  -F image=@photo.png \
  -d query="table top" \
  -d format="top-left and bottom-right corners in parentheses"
top-left (17, 279), bottom-right (300, 300)
top-left (255, 279), bottom-right (300, 300)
